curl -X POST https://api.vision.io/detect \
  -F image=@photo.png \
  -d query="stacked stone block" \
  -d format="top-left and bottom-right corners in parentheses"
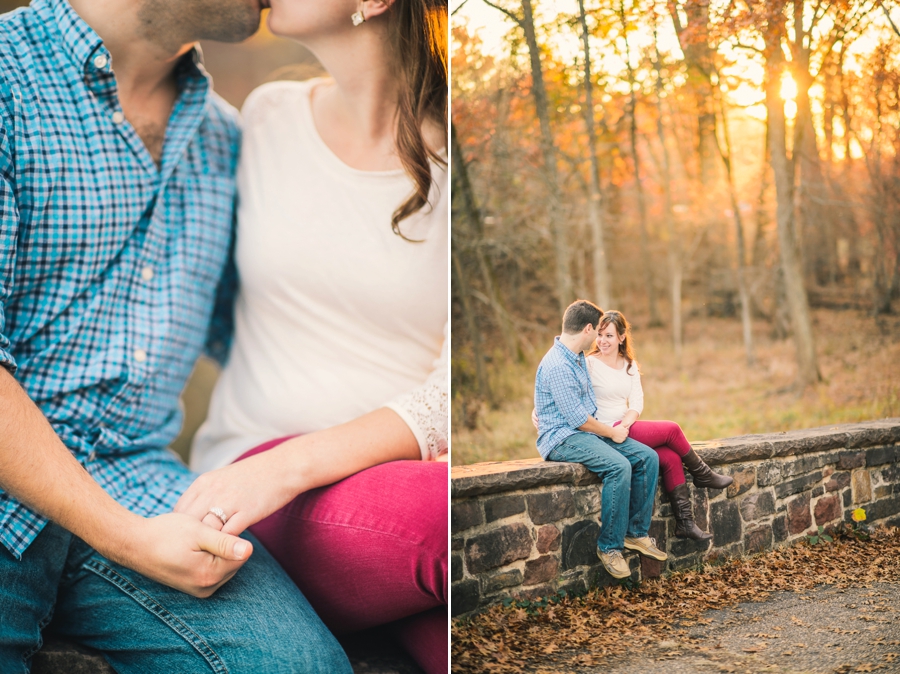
top-left (451, 419), bottom-right (900, 617)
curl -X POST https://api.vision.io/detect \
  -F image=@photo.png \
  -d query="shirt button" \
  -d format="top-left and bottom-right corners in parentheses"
top-left (141, 266), bottom-right (154, 281)
top-left (112, 111), bottom-right (125, 124)
top-left (93, 54), bottom-right (108, 69)
top-left (133, 348), bottom-right (148, 363)
top-left (87, 451), bottom-right (97, 462)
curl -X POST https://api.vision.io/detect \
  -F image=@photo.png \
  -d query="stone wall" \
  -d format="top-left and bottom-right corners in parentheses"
top-left (451, 419), bottom-right (900, 617)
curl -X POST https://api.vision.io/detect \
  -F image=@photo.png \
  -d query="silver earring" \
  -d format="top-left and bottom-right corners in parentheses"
top-left (351, 10), bottom-right (365, 25)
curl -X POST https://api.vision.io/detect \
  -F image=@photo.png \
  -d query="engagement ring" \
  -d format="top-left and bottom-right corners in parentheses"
top-left (208, 507), bottom-right (228, 525)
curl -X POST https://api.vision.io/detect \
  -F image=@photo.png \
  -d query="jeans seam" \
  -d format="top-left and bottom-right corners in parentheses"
top-left (19, 603), bottom-right (55, 667)
top-left (83, 560), bottom-right (229, 674)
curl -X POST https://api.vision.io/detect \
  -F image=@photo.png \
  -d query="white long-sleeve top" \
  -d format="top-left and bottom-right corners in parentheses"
top-left (586, 356), bottom-right (644, 425)
top-left (190, 79), bottom-right (448, 473)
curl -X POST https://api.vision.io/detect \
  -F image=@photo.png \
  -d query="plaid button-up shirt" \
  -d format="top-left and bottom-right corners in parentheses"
top-left (0, 0), bottom-right (239, 557)
top-left (534, 337), bottom-right (598, 459)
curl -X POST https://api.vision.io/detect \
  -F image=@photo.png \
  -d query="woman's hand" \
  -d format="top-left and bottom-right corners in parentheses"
top-left (176, 408), bottom-right (422, 535)
top-left (174, 449), bottom-right (300, 537)
top-left (620, 409), bottom-right (640, 431)
top-left (531, 408), bottom-right (539, 432)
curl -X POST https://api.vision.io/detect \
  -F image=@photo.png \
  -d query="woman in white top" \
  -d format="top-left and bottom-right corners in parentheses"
top-left (586, 310), bottom-right (732, 541)
top-left (176, 2), bottom-right (448, 672)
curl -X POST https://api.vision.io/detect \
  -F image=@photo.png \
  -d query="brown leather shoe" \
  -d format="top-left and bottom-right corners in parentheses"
top-left (668, 483), bottom-right (712, 541)
top-left (623, 536), bottom-right (668, 560)
top-left (682, 449), bottom-right (733, 490)
top-left (597, 548), bottom-right (631, 579)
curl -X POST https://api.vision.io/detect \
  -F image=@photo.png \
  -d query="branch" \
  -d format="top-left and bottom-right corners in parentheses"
top-left (732, 41), bottom-right (766, 56)
top-left (808, 0), bottom-right (827, 40)
top-left (876, 0), bottom-right (900, 37)
top-left (811, 2), bottom-right (877, 79)
top-left (480, 0), bottom-right (523, 27)
top-left (451, 0), bottom-right (470, 16)
top-left (667, 0), bottom-right (685, 38)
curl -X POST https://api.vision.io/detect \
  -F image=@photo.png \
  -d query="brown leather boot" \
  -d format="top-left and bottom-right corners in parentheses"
top-left (668, 483), bottom-right (712, 541)
top-left (682, 449), bottom-right (734, 489)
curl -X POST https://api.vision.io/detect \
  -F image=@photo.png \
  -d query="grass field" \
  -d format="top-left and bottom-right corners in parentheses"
top-left (451, 308), bottom-right (900, 466)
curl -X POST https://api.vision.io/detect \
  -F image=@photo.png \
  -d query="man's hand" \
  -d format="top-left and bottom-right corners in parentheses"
top-left (0, 369), bottom-right (252, 598)
top-left (121, 513), bottom-right (253, 598)
top-left (531, 408), bottom-right (539, 432)
top-left (577, 416), bottom-right (626, 443)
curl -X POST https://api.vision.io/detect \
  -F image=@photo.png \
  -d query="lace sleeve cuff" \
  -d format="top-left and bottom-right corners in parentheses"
top-left (384, 324), bottom-right (448, 461)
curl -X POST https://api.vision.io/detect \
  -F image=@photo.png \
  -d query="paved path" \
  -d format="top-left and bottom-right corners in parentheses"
top-left (596, 581), bottom-right (900, 674)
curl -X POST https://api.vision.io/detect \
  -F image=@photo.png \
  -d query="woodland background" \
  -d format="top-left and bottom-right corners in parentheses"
top-left (451, 0), bottom-right (900, 464)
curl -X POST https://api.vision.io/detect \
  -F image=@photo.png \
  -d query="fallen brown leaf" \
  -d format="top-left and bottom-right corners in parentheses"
top-left (742, 644), bottom-right (768, 652)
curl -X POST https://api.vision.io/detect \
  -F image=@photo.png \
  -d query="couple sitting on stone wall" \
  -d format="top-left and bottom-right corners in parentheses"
top-left (533, 300), bottom-right (734, 579)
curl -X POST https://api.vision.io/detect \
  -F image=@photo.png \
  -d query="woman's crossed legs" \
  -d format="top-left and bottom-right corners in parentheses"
top-left (625, 420), bottom-right (691, 492)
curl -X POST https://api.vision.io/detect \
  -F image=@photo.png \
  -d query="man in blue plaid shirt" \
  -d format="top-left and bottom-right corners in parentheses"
top-left (0, 0), bottom-right (350, 671)
top-left (535, 300), bottom-right (666, 580)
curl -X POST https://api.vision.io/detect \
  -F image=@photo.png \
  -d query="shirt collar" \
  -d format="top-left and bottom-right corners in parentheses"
top-left (32, 0), bottom-right (105, 73)
top-left (553, 336), bottom-right (586, 365)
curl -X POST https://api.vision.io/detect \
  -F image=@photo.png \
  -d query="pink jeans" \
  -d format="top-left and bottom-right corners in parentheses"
top-left (619, 420), bottom-right (692, 492)
top-left (235, 438), bottom-right (448, 674)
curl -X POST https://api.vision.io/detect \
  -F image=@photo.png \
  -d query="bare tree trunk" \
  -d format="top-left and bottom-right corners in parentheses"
top-left (712, 76), bottom-right (755, 365)
top-left (520, 0), bottom-right (573, 310)
top-left (864, 76), bottom-right (893, 315)
top-left (651, 32), bottom-right (683, 362)
top-left (872, 202), bottom-right (893, 314)
top-left (577, 0), bottom-right (611, 308)
top-left (795, 67), bottom-right (838, 288)
top-left (452, 250), bottom-right (492, 406)
top-left (618, 0), bottom-right (660, 325)
top-left (668, 0), bottom-right (720, 188)
top-left (483, 0), bottom-right (573, 310)
top-left (749, 129), bottom-right (773, 322)
top-left (752, 131), bottom-right (770, 271)
top-left (451, 124), bottom-right (523, 360)
top-left (764, 27), bottom-right (821, 387)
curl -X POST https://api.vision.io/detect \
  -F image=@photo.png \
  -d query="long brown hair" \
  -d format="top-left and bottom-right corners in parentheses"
top-left (386, 0), bottom-right (448, 240)
top-left (587, 310), bottom-right (640, 375)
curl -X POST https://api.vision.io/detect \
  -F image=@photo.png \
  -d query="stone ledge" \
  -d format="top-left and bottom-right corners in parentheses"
top-left (451, 458), bottom-right (598, 499)
top-left (451, 418), bottom-right (900, 618)
top-left (32, 639), bottom-right (112, 674)
top-left (451, 419), bottom-right (900, 498)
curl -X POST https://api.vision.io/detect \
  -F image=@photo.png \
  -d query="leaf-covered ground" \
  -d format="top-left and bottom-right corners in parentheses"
top-left (451, 527), bottom-right (900, 672)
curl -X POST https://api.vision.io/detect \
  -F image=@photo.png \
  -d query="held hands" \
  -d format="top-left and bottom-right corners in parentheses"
top-left (174, 450), bottom-right (299, 537)
top-left (610, 424), bottom-right (629, 443)
top-left (128, 513), bottom-right (253, 598)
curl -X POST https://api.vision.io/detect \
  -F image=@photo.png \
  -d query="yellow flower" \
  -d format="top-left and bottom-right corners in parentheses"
top-left (852, 508), bottom-right (866, 522)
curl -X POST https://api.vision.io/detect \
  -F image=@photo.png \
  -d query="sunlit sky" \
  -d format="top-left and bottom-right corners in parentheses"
top-left (451, 0), bottom-right (900, 132)
top-left (452, 0), bottom-right (681, 60)
top-left (452, 0), bottom-right (762, 117)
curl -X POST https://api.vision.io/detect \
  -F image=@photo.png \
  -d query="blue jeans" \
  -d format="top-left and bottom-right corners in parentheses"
top-left (0, 522), bottom-right (352, 674)
top-left (548, 432), bottom-right (659, 553)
